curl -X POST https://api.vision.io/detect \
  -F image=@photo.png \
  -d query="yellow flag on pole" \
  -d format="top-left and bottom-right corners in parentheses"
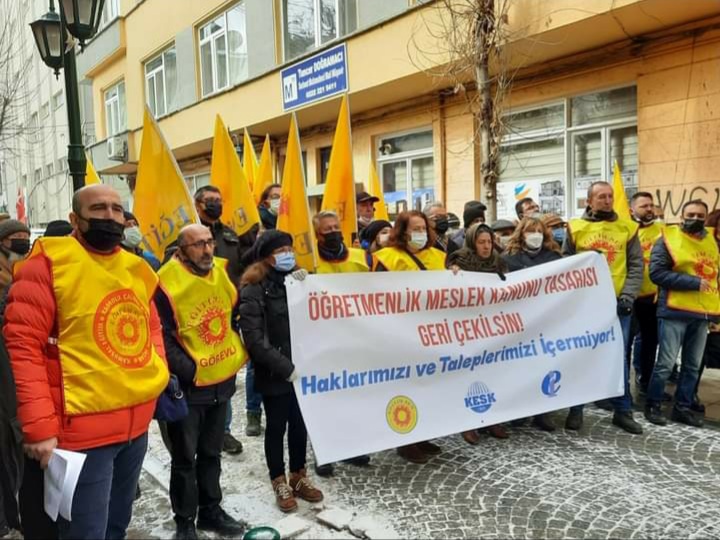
top-left (320, 95), bottom-right (357, 244)
top-left (243, 129), bottom-right (259, 193)
top-left (368, 157), bottom-right (389, 222)
top-left (210, 115), bottom-right (260, 236)
top-left (133, 107), bottom-right (198, 260)
top-left (85, 155), bottom-right (101, 185)
top-left (612, 160), bottom-right (631, 219)
top-left (254, 135), bottom-right (274, 205)
top-left (277, 113), bottom-right (316, 271)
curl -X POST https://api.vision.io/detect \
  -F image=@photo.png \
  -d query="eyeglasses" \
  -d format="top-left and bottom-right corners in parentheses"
top-left (180, 239), bottom-right (216, 250)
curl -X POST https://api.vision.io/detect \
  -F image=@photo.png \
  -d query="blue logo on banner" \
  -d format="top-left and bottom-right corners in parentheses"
top-left (464, 382), bottom-right (496, 414)
top-left (281, 43), bottom-right (348, 111)
top-left (542, 370), bottom-right (562, 397)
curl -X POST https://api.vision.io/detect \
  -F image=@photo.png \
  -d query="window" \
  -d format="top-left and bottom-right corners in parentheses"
top-left (184, 173), bottom-right (210, 194)
top-left (318, 146), bottom-right (331, 184)
top-left (40, 103), bottom-right (49, 119)
top-left (282, 0), bottom-right (357, 60)
top-left (99, 0), bottom-right (120, 29)
top-left (53, 91), bottom-right (64, 110)
top-left (45, 163), bottom-right (54, 178)
top-left (34, 168), bottom-right (41, 183)
top-left (376, 128), bottom-right (434, 221)
top-left (498, 85), bottom-right (637, 219)
top-left (145, 46), bottom-right (178, 117)
top-left (28, 113), bottom-right (39, 143)
top-left (198, 3), bottom-right (248, 97)
top-left (104, 81), bottom-right (126, 137)
top-left (56, 158), bottom-right (66, 172)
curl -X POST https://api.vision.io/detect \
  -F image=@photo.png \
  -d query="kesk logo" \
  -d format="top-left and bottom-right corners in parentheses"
top-left (542, 370), bottom-right (562, 397)
top-left (694, 253), bottom-right (718, 282)
top-left (196, 304), bottom-right (229, 346)
top-left (514, 183), bottom-right (531, 200)
top-left (386, 395), bottom-right (418, 434)
top-left (587, 234), bottom-right (621, 264)
top-left (93, 289), bottom-right (151, 369)
top-left (464, 382), bottom-right (496, 413)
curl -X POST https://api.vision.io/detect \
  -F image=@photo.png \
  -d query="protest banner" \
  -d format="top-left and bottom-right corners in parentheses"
top-left (286, 251), bottom-right (624, 464)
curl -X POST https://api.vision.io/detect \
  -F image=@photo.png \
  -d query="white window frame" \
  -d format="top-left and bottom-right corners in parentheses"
top-left (99, 0), bottom-right (120, 29)
top-left (198, 3), bottom-right (248, 98)
top-left (282, 0), bottom-right (353, 61)
top-left (145, 45), bottom-right (176, 118)
top-left (104, 81), bottom-right (126, 137)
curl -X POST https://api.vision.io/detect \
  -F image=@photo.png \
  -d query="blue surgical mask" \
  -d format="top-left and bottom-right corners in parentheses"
top-left (273, 251), bottom-right (296, 272)
top-left (552, 228), bottom-right (566, 244)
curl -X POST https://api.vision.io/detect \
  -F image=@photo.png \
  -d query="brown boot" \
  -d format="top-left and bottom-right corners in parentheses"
top-left (462, 430), bottom-right (480, 445)
top-left (271, 475), bottom-right (298, 513)
top-left (397, 444), bottom-right (428, 464)
top-left (416, 440), bottom-right (441, 456)
top-left (289, 469), bottom-right (324, 503)
top-left (485, 424), bottom-right (509, 439)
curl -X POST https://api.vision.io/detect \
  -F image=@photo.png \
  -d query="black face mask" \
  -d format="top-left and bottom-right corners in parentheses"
top-left (180, 247), bottom-right (212, 276)
top-left (682, 218), bottom-right (705, 234)
top-left (80, 217), bottom-right (125, 251)
top-left (593, 209), bottom-right (615, 221)
top-left (203, 201), bottom-right (223, 220)
top-left (434, 217), bottom-right (449, 235)
top-left (322, 231), bottom-right (344, 252)
top-left (9, 239), bottom-right (30, 256)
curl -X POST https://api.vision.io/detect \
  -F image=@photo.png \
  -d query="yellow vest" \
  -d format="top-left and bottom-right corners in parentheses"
top-left (158, 257), bottom-right (247, 386)
top-left (662, 226), bottom-right (720, 316)
top-left (638, 221), bottom-right (665, 298)
top-left (316, 247), bottom-right (370, 274)
top-left (375, 246), bottom-right (446, 271)
top-left (569, 218), bottom-right (639, 297)
top-left (31, 237), bottom-right (168, 416)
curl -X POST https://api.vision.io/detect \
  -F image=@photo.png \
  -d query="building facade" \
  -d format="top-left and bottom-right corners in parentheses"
top-left (76, 0), bottom-right (720, 223)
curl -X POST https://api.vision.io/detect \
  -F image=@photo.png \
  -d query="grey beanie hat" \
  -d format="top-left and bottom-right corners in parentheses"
top-left (0, 219), bottom-right (30, 240)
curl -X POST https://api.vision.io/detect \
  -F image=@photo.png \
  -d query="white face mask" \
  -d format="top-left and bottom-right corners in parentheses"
top-left (498, 235), bottom-right (511, 249)
top-left (377, 232), bottom-right (390, 247)
top-left (359, 215), bottom-right (373, 226)
top-left (524, 232), bottom-right (544, 250)
top-left (409, 231), bottom-right (427, 250)
top-left (269, 198), bottom-right (281, 215)
top-left (122, 226), bottom-right (143, 248)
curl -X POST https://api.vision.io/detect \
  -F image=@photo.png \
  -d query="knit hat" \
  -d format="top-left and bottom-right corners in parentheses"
top-left (44, 220), bottom-right (73, 237)
top-left (491, 219), bottom-right (516, 232)
top-left (0, 219), bottom-right (30, 241)
top-left (360, 219), bottom-right (391, 244)
top-left (255, 229), bottom-right (293, 260)
top-left (463, 201), bottom-right (487, 229)
top-left (541, 213), bottom-right (565, 228)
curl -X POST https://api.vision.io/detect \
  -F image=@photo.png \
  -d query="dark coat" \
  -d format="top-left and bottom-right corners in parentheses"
top-left (238, 269), bottom-right (295, 397)
top-left (154, 288), bottom-right (238, 405)
top-left (502, 248), bottom-right (561, 272)
top-left (258, 206), bottom-right (277, 230)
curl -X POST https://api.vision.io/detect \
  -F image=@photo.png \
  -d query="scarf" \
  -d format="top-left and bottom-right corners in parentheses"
top-left (447, 247), bottom-right (503, 274)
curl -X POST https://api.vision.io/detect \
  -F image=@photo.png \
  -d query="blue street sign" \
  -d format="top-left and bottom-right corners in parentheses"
top-left (281, 43), bottom-right (348, 111)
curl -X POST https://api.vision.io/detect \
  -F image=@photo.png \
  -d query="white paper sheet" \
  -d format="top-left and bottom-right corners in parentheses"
top-left (44, 448), bottom-right (87, 521)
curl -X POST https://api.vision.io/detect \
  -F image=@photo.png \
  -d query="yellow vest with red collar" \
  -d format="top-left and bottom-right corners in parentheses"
top-left (158, 257), bottom-right (247, 386)
top-left (316, 247), bottom-right (370, 274)
top-left (662, 226), bottom-right (720, 316)
top-left (375, 246), bottom-right (446, 271)
top-left (569, 218), bottom-right (639, 296)
top-left (26, 237), bottom-right (169, 416)
top-left (637, 221), bottom-right (665, 298)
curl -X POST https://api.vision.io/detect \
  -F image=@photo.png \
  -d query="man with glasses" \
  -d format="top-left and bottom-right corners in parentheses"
top-left (156, 224), bottom-right (247, 540)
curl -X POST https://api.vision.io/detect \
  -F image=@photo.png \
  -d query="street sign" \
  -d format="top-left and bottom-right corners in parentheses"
top-left (281, 43), bottom-right (348, 111)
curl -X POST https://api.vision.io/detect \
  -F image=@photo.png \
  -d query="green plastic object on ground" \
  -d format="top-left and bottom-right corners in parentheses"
top-left (243, 526), bottom-right (281, 540)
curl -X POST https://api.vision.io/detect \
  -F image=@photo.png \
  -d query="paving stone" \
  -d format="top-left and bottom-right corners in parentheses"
top-left (273, 515), bottom-right (312, 539)
top-left (316, 507), bottom-right (354, 531)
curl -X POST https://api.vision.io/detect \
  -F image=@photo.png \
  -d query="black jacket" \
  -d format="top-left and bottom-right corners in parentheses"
top-left (258, 206), bottom-right (277, 230)
top-left (154, 287), bottom-right (238, 405)
top-left (502, 248), bottom-right (562, 272)
top-left (238, 269), bottom-right (295, 397)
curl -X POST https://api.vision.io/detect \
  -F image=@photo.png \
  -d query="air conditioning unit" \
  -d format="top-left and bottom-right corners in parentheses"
top-left (106, 136), bottom-right (127, 161)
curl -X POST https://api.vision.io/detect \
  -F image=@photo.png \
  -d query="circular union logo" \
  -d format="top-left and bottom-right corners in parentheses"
top-left (386, 395), bottom-right (418, 434)
top-left (197, 306), bottom-right (228, 346)
top-left (93, 289), bottom-right (151, 369)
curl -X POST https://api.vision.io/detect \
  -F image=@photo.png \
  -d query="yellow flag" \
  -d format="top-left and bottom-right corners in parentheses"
top-left (254, 135), bottom-right (274, 205)
top-left (612, 160), bottom-right (631, 218)
top-left (243, 129), bottom-right (259, 193)
top-left (133, 107), bottom-right (198, 260)
top-left (320, 95), bottom-right (357, 244)
top-left (210, 115), bottom-right (260, 236)
top-left (368, 157), bottom-right (389, 222)
top-left (85, 155), bottom-right (101, 185)
top-left (277, 114), bottom-right (316, 271)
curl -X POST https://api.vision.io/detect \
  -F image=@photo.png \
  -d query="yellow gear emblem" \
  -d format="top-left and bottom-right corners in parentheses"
top-left (386, 395), bottom-right (418, 434)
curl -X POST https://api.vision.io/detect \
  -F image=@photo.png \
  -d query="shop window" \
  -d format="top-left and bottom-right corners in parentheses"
top-left (145, 45), bottom-right (178, 118)
top-left (282, 0), bottom-right (357, 61)
top-left (199, 3), bottom-right (248, 97)
top-left (318, 146), bottom-right (331, 184)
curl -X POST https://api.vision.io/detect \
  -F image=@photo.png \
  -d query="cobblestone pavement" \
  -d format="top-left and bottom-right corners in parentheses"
top-left (128, 374), bottom-right (720, 539)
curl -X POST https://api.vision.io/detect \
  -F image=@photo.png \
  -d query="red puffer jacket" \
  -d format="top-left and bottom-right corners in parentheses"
top-left (3, 252), bottom-right (167, 451)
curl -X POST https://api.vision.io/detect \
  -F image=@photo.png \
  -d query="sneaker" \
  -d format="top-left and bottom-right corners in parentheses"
top-left (462, 429), bottom-right (481, 445)
top-left (342, 455), bottom-right (371, 466)
top-left (644, 404), bottom-right (668, 426)
top-left (289, 469), bottom-right (324, 503)
top-left (271, 475), bottom-right (298, 513)
top-left (595, 399), bottom-right (613, 411)
top-left (532, 414), bottom-right (556, 432)
top-left (197, 506), bottom-right (246, 536)
top-left (565, 409), bottom-right (583, 431)
top-left (222, 432), bottom-right (243, 454)
top-left (314, 462), bottom-right (334, 477)
top-left (174, 518), bottom-right (198, 540)
top-left (671, 407), bottom-right (703, 428)
top-left (612, 411), bottom-right (643, 434)
top-left (245, 411), bottom-right (262, 437)
top-left (484, 424), bottom-right (509, 439)
top-left (397, 444), bottom-right (428, 464)
top-left (416, 440), bottom-right (442, 455)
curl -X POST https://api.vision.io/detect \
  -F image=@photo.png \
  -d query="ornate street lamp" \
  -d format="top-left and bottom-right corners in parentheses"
top-left (59, 0), bottom-right (106, 48)
top-left (29, 4), bottom-right (63, 76)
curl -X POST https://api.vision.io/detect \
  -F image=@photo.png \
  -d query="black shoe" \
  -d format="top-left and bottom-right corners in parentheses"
top-left (595, 399), bottom-right (613, 411)
top-left (612, 411), bottom-right (643, 434)
top-left (174, 519), bottom-right (198, 540)
top-left (223, 433), bottom-right (243, 454)
top-left (510, 418), bottom-right (528, 427)
top-left (197, 507), bottom-right (246, 536)
top-left (532, 414), bottom-right (556, 432)
top-left (644, 404), bottom-right (668, 426)
top-left (342, 454), bottom-right (371, 466)
top-left (565, 410), bottom-right (583, 430)
top-left (0, 522), bottom-right (9, 539)
top-left (314, 462), bottom-right (334, 477)
top-left (671, 407), bottom-right (703, 428)
top-left (691, 398), bottom-right (706, 414)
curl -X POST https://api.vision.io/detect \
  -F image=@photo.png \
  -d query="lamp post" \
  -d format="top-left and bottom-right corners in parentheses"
top-left (30, 0), bottom-right (105, 193)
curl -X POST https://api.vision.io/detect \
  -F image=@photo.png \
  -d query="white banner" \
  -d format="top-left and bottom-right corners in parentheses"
top-left (286, 252), bottom-right (623, 464)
